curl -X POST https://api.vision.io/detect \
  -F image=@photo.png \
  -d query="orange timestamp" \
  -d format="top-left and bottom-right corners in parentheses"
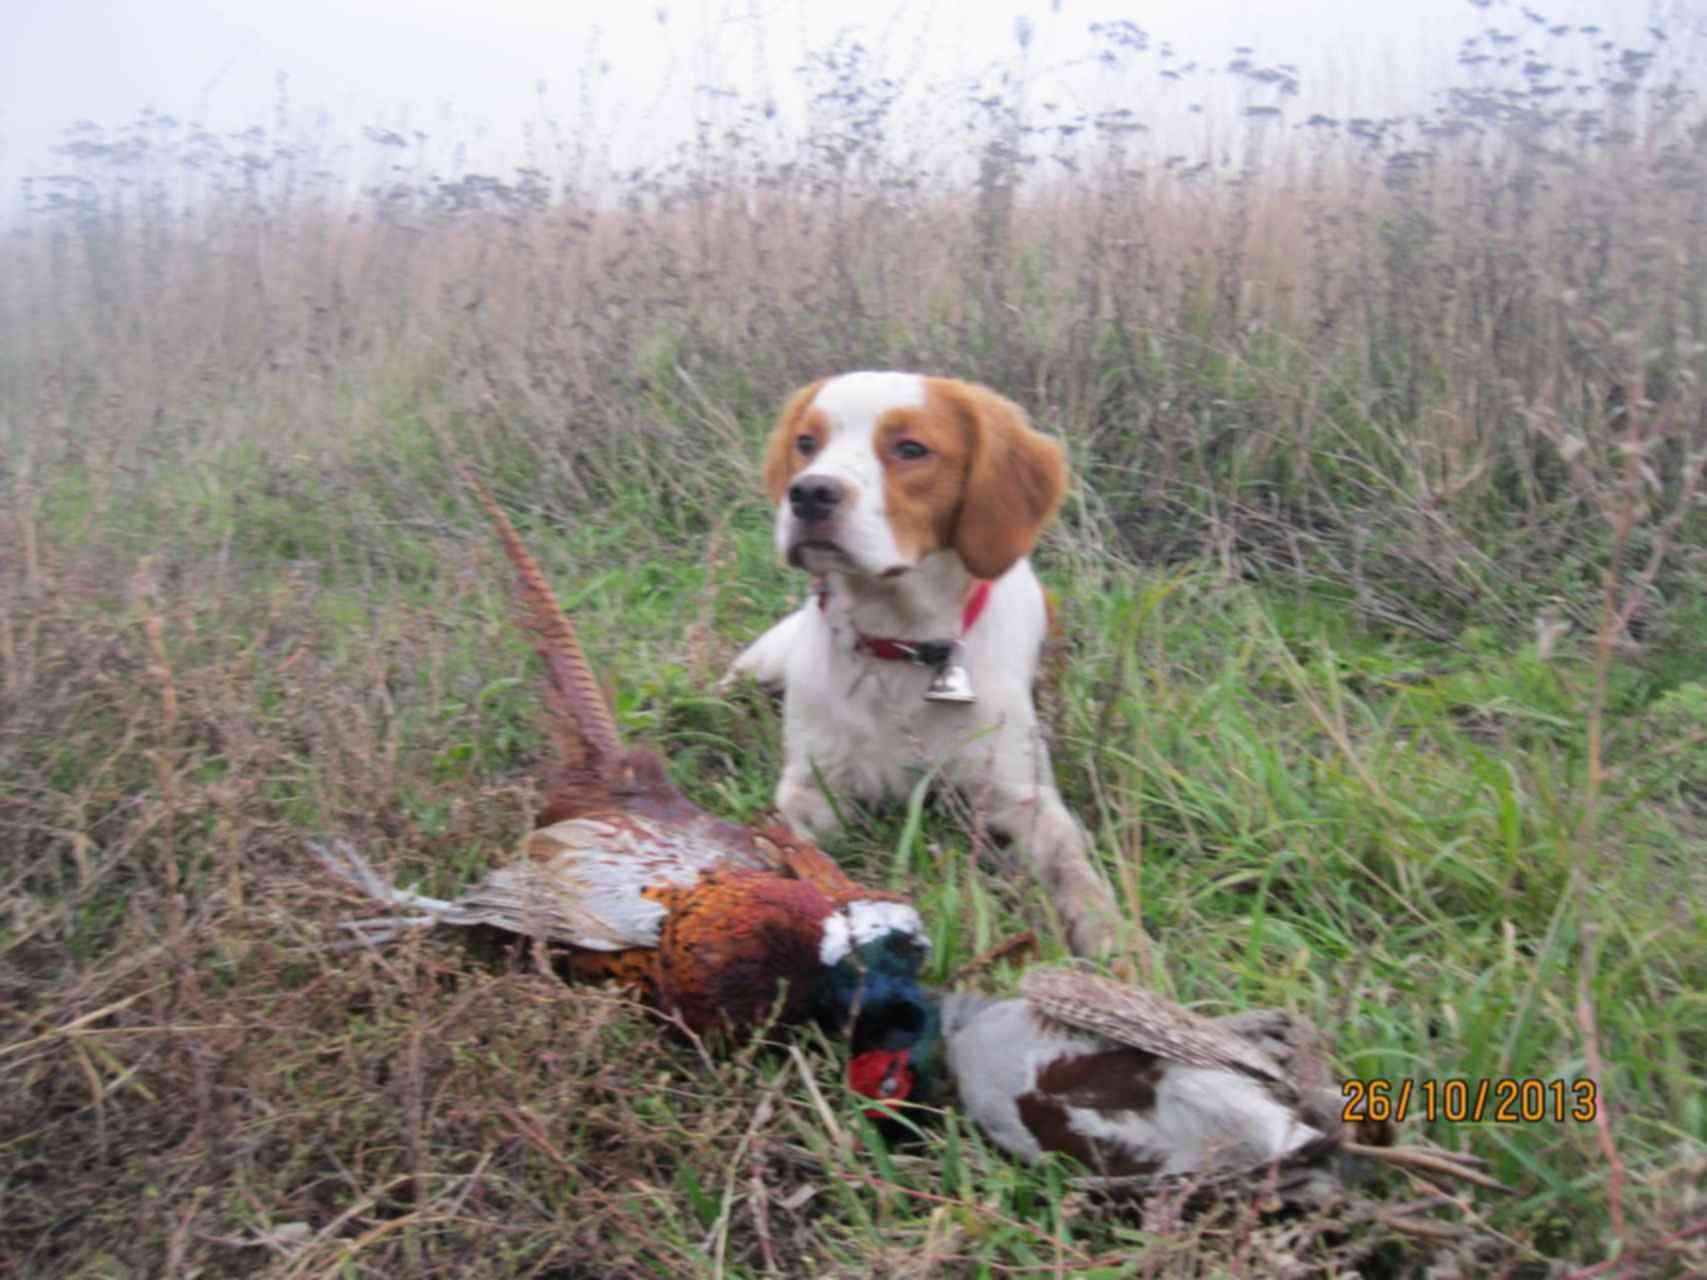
top-left (1342, 1077), bottom-right (1598, 1125)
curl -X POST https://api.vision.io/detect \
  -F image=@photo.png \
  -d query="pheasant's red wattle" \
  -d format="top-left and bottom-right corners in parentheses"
top-left (848, 1049), bottom-right (912, 1099)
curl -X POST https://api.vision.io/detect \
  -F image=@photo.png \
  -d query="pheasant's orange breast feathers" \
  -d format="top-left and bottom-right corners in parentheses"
top-left (654, 870), bottom-right (837, 1033)
top-left (665, 867), bottom-right (835, 927)
top-left (564, 946), bottom-right (662, 994)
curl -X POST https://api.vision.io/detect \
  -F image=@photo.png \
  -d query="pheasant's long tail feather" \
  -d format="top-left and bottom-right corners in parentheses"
top-left (1341, 1141), bottom-right (1517, 1194)
top-left (459, 465), bottom-right (625, 781)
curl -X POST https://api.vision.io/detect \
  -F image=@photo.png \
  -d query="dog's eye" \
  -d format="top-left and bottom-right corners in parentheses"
top-left (894, 440), bottom-right (929, 461)
top-left (796, 435), bottom-right (819, 456)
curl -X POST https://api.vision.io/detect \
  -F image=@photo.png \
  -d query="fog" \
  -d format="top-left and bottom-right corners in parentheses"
top-left (1, 0), bottom-right (1670, 210)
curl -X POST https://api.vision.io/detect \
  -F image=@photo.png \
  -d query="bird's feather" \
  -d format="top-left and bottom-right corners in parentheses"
top-left (653, 870), bottom-right (836, 1032)
top-left (322, 814), bottom-right (763, 951)
top-left (461, 466), bottom-right (625, 788)
top-left (749, 824), bottom-right (903, 905)
top-left (1019, 966), bottom-right (1288, 1087)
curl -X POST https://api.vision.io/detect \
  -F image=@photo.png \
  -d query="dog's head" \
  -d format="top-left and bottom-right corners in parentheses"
top-left (761, 372), bottom-right (1068, 581)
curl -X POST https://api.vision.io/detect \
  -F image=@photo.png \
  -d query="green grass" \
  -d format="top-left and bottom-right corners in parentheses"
top-left (3, 471), bottom-right (1703, 1276)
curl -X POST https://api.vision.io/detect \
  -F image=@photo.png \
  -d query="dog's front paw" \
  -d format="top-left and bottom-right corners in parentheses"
top-left (723, 610), bottom-right (806, 693)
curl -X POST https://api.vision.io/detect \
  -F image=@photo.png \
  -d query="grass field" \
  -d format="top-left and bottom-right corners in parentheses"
top-left (4, 13), bottom-right (1707, 1277)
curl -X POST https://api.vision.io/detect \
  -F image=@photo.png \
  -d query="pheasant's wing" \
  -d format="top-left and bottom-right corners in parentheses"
top-left (364, 813), bottom-right (733, 950)
top-left (461, 466), bottom-right (625, 785)
top-left (1210, 1007), bottom-right (1346, 1129)
top-left (1019, 966), bottom-right (1286, 1085)
top-left (748, 824), bottom-right (851, 891)
top-left (748, 823), bottom-right (907, 904)
top-left (461, 812), bottom-right (747, 948)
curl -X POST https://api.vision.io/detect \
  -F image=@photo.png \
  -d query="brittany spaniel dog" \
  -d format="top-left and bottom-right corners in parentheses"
top-left (725, 372), bottom-right (1121, 957)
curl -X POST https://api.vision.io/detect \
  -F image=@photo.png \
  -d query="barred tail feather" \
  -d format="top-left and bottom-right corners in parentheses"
top-left (1342, 1141), bottom-right (1516, 1194)
top-left (459, 465), bottom-right (625, 781)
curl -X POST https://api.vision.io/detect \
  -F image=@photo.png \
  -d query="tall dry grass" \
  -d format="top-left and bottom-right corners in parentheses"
top-left (10, 19), bottom-right (1705, 644)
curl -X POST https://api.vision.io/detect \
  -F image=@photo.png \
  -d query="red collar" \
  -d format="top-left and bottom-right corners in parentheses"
top-left (816, 579), bottom-right (992, 666)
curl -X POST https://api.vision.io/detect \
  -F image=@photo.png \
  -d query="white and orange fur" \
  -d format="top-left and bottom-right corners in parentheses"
top-left (724, 372), bottom-right (1121, 957)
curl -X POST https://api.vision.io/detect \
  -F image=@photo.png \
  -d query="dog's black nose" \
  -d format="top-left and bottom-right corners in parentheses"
top-left (788, 475), bottom-right (848, 524)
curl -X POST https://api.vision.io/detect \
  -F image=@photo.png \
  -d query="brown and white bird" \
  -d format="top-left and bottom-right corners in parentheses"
top-left (317, 473), bottom-right (931, 1041)
top-left (848, 965), bottom-right (1505, 1194)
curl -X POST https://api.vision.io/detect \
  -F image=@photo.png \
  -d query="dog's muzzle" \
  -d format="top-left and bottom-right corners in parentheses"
top-left (787, 475), bottom-right (849, 526)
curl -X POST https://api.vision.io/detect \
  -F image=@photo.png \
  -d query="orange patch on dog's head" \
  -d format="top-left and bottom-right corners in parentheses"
top-left (762, 378), bottom-right (829, 504)
top-left (869, 395), bottom-right (974, 563)
top-left (918, 378), bottom-right (1068, 579)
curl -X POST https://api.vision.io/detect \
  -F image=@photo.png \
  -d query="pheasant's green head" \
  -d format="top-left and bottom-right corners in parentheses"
top-left (814, 899), bottom-right (931, 1047)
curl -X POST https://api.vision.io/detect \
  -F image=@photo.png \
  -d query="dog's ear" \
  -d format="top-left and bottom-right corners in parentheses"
top-left (940, 380), bottom-right (1068, 580)
top-left (762, 379), bottom-right (828, 504)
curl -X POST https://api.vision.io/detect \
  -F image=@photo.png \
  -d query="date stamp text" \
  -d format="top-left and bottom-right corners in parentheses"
top-left (1342, 1077), bottom-right (1598, 1125)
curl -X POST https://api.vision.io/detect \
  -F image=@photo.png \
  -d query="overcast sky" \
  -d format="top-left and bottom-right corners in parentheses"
top-left (0, 0), bottom-right (1673, 210)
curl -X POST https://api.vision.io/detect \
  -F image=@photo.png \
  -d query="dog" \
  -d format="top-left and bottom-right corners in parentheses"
top-left (724, 372), bottom-right (1121, 958)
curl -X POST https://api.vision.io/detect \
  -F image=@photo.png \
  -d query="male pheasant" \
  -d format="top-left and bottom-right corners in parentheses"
top-left (848, 966), bottom-right (1507, 1195)
top-left (317, 473), bottom-right (931, 1040)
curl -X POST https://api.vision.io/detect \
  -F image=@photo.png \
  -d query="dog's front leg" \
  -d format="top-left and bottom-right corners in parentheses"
top-left (990, 786), bottom-right (1124, 960)
top-left (775, 767), bottom-right (843, 842)
top-left (720, 608), bottom-right (809, 693)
